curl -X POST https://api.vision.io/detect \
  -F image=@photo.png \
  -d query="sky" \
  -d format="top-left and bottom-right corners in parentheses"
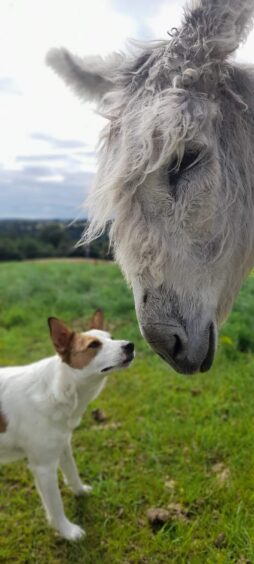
top-left (0, 0), bottom-right (254, 220)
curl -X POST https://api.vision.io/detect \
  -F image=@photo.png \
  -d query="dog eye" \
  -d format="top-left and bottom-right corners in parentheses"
top-left (168, 151), bottom-right (200, 188)
top-left (88, 341), bottom-right (101, 350)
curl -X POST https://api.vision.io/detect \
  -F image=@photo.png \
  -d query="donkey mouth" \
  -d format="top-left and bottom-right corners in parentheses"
top-left (200, 322), bottom-right (216, 373)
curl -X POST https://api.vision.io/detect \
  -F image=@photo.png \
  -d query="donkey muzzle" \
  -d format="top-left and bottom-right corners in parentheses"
top-left (141, 320), bottom-right (217, 375)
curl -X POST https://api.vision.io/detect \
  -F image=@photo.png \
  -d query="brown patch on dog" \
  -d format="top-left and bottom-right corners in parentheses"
top-left (0, 410), bottom-right (7, 432)
top-left (48, 317), bottom-right (102, 368)
top-left (68, 333), bottom-right (102, 369)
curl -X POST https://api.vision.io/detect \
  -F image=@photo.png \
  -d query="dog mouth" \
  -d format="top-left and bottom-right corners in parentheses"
top-left (101, 365), bottom-right (114, 373)
top-left (101, 353), bottom-right (134, 373)
top-left (121, 355), bottom-right (134, 367)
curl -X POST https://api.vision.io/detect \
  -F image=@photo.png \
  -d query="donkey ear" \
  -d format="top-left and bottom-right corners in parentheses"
top-left (48, 317), bottom-right (74, 357)
top-left (183, 0), bottom-right (254, 59)
top-left (89, 309), bottom-right (104, 330)
top-left (46, 48), bottom-right (119, 103)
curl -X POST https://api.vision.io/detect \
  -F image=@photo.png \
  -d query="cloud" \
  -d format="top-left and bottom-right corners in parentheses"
top-left (236, 31), bottom-right (254, 63)
top-left (0, 77), bottom-right (21, 95)
top-left (0, 0), bottom-right (136, 164)
top-left (0, 0), bottom-right (137, 219)
top-left (31, 133), bottom-right (88, 149)
top-left (0, 164), bottom-right (93, 219)
top-left (16, 150), bottom-right (96, 162)
top-left (16, 153), bottom-right (73, 162)
top-left (15, 141), bottom-right (97, 177)
top-left (113, 0), bottom-right (156, 15)
top-left (146, 0), bottom-right (185, 38)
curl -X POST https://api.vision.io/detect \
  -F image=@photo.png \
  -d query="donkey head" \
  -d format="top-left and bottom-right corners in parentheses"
top-left (47, 0), bottom-right (254, 374)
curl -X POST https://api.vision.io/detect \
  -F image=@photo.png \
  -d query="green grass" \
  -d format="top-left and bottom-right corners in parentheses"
top-left (0, 261), bottom-right (254, 563)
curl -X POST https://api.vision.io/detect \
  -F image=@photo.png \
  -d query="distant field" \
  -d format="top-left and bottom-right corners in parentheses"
top-left (1, 261), bottom-right (254, 563)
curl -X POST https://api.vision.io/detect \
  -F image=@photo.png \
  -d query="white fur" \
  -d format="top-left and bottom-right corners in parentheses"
top-left (0, 330), bottom-right (133, 540)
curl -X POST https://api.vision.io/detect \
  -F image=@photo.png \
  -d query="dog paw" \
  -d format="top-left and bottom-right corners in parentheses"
top-left (59, 522), bottom-right (86, 541)
top-left (75, 484), bottom-right (93, 496)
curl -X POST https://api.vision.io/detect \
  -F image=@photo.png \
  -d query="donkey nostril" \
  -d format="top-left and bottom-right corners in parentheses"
top-left (172, 334), bottom-right (183, 359)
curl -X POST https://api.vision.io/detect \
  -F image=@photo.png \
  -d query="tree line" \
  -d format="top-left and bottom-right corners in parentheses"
top-left (0, 220), bottom-right (112, 261)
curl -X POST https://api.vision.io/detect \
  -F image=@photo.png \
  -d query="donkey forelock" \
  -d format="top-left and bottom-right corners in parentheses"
top-left (47, 0), bottom-right (254, 373)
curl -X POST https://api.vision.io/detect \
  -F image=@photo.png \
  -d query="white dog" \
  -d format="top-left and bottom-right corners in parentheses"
top-left (0, 310), bottom-right (134, 540)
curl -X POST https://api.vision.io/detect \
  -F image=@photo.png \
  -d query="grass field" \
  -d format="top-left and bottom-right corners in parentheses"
top-left (0, 261), bottom-right (254, 563)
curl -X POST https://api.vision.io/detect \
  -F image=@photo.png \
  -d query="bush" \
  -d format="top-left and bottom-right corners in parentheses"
top-left (0, 220), bottom-right (112, 261)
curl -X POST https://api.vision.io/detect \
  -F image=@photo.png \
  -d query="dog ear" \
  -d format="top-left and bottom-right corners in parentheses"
top-left (89, 309), bottom-right (104, 330)
top-left (48, 317), bottom-right (74, 357)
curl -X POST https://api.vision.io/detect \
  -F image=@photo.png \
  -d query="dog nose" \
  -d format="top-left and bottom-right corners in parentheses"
top-left (122, 342), bottom-right (134, 354)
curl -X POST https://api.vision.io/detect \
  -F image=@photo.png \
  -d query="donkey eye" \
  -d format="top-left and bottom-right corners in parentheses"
top-left (168, 151), bottom-right (200, 187)
top-left (88, 341), bottom-right (101, 350)
top-left (143, 292), bottom-right (148, 305)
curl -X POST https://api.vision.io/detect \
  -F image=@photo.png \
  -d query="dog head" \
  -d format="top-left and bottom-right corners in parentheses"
top-left (48, 310), bottom-right (135, 376)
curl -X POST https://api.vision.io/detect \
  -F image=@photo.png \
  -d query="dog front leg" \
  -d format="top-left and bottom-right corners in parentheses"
top-left (30, 462), bottom-right (85, 540)
top-left (60, 442), bottom-right (92, 495)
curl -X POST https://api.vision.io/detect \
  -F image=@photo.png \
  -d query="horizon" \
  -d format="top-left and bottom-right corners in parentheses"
top-left (0, 217), bottom-right (87, 222)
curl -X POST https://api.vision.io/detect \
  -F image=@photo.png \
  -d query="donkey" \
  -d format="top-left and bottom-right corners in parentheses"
top-left (47, 0), bottom-right (254, 374)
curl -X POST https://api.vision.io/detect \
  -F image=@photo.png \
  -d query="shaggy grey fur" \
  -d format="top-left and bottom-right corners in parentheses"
top-left (47, 0), bottom-right (254, 373)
